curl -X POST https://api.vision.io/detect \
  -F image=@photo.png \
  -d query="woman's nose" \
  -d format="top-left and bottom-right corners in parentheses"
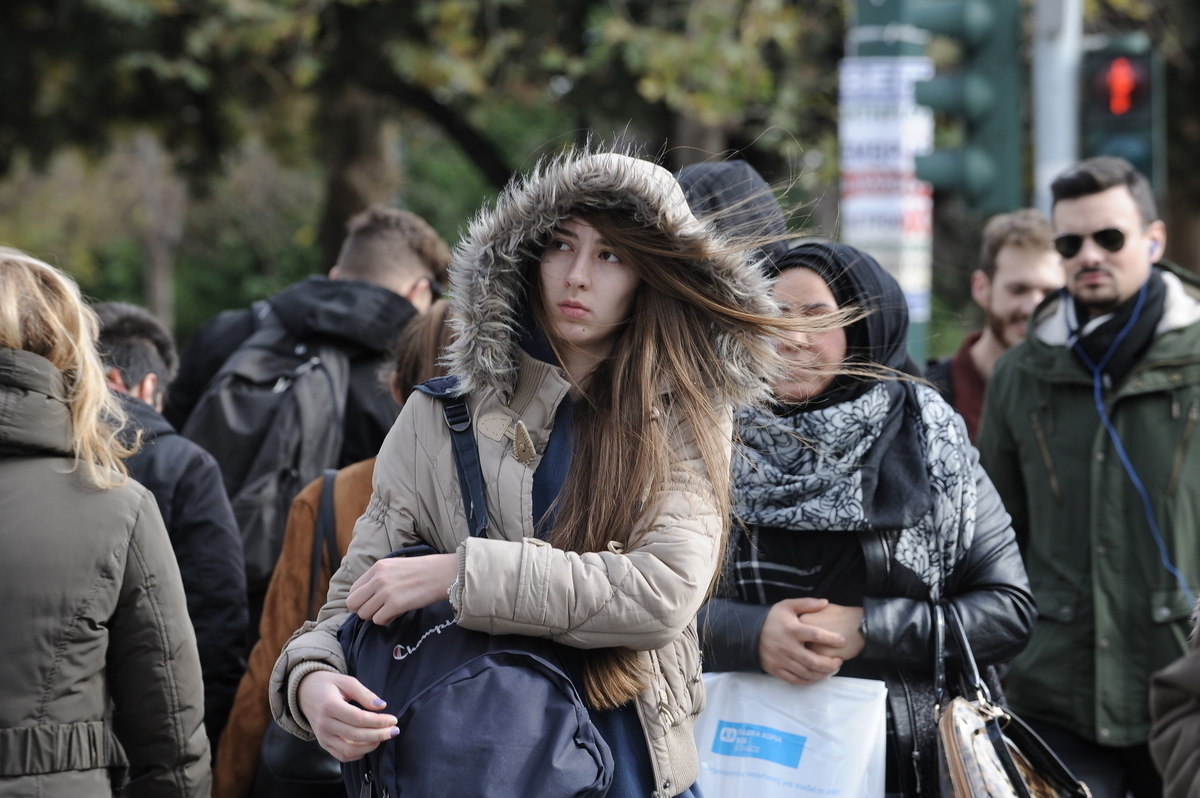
top-left (565, 253), bottom-right (590, 288)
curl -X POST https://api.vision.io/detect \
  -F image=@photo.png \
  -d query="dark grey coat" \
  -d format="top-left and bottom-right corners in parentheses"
top-left (0, 347), bottom-right (210, 797)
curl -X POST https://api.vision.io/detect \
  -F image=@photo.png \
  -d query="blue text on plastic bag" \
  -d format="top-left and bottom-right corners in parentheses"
top-left (711, 721), bottom-right (807, 768)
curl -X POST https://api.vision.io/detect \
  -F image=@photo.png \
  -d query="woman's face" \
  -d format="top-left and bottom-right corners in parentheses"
top-left (539, 217), bottom-right (641, 361)
top-left (772, 267), bottom-right (847, 402)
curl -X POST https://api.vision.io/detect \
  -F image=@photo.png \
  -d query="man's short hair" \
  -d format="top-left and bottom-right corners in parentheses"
top-left (336, 206), bottom-right (451, 287)
top-left (1050, 156), bottom-right (1158, 227)
top-left (94, 302), bottom-right (178, 390)
top-left (978, 208), bottom-right (1055, 279)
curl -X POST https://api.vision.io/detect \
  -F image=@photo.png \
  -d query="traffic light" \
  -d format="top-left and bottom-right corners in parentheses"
top-left (1081, 36), bottom-right (1164, 193)
top-left (907, 0), bottom-right (1023, 214)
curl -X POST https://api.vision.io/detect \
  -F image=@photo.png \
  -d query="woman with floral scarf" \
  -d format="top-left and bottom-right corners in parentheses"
top-left (699, 241), bottom-right (1036, 797)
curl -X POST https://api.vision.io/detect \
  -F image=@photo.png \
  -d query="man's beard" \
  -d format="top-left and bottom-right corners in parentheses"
top-left (986, 306), bottom-right (1027, 349)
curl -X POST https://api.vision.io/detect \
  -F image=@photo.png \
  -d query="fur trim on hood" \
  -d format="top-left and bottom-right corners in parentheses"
top-left (445, 150), bottom-right (781, 404)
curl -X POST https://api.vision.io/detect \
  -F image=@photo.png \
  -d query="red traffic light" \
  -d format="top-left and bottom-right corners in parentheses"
top-left (1090, 54), bottom-right (1149, 117)
top-left (1106, 57), bottom-right (1136, 115)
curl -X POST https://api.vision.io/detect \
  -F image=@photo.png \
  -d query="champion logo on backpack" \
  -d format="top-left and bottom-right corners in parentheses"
top-left (392, 617), bottom-right (457, 661)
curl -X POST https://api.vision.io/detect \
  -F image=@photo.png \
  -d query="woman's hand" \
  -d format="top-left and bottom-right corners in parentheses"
top-left (800, 603), bottom-right (865, 661)
top-left (346, 552), bottom-right (458, 625)
top-left (297, 670), bottom-right (398, 762)
top-left (758, 598), bottom-right (847, 685)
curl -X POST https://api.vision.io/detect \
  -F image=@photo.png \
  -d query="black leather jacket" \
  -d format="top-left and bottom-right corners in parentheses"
top-left (699, 453), bottom-right (1036, 796)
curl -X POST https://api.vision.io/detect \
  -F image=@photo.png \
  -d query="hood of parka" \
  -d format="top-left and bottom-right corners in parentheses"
top-left (445, 151), bottom-right (782, 404)
top-left (0, 347), bottom-right (74, 457)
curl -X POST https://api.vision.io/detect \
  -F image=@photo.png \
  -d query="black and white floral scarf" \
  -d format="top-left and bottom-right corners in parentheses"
top-left (734, 381), bottom-right (977, 600)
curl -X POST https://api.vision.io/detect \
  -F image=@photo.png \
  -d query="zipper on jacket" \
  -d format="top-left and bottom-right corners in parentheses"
top-left (1167, 402), bottom-right (1199, 497)
top-left (898, 667), bottom-right (921, 796)
top-left (633, 681), bottom-right (670, 798)
top-left (1030, 412), bottom-right (1064, 505)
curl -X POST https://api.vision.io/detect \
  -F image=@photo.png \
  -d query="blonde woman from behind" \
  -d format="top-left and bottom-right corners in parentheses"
top-left (0, 248), bottom-right (210, 797)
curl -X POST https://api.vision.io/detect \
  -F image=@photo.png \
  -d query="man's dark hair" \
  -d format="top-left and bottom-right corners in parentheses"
top-left (978, 208), bottom-right (1055, 279)
top-left (337, 206), bottom-right (451, 287)
top-left (94, 302), bottom-right (178, 391)
top-left (1050, 156), bottom-right (1158, 226)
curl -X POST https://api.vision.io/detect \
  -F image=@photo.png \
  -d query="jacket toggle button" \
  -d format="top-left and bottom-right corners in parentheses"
top-left (1095, 545), bottom-right (1107, 557)
top-left (1099, 728), bottom-right (1111, 740)
top-left (1098, 638), bottom-right (1110, 651)
top-left (1157, 606), bottom-right (1172, 620)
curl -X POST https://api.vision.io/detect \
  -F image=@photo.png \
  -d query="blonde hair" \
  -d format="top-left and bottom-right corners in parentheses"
top-left (0, 248), bottom-right (135, 487)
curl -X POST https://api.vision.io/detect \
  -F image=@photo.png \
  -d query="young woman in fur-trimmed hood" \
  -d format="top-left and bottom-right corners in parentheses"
top-left (268, 151), bottom-right (808, 796)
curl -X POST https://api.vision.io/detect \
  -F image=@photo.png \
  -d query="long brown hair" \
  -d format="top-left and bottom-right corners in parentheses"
top-left (529, 209), bottom-right (839, 708)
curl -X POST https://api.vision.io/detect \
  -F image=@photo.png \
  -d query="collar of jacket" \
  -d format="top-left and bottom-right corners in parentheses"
top-left (443, 151), bottom-right (781, 406)
top-left (1006, 260), bottom-right (1200, 390)
top-left (267, 275), bottom-right (419, 353)
top-left (112, 390), bottom-right (174, 446)
top-left (0, 347), bottom-right (73, 457)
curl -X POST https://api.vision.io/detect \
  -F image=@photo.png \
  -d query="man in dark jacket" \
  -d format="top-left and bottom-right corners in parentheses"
top-left (978, 157), bottom-right (1200, 798)
top-left (165, 206), bottom-right (449, 466)
top-left (96, 302), bottom-right (248, 748)
top-left (925, 209), bottom-right (1063, 441)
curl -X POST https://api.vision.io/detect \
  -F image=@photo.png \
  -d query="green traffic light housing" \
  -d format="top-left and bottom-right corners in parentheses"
top-left (908, 0), bottom-right (1023, 214)
top-left (908, 0), bottom-right (993, 44)
top-left (913, 73), bottom-right (994, 120)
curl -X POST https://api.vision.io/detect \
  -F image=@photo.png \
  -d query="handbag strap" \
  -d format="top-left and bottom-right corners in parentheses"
top-left (306, 468), bottom-right (341, 620)
top-left (945, 603), bottom-right (991, 702)
top-left (933, 603), bottom-right (947, 712)
top-left (933, 602), bottom-right (993, 711)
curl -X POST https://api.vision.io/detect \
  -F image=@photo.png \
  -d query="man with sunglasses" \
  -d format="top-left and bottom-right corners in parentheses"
top-left (926, 208), bottom-right (1063, 441)
top-left (978, 157), bottom-right (1200, 798)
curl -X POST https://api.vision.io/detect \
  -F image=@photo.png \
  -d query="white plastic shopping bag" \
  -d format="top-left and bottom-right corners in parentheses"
top-left (693, 673), bottom-right (887, 798)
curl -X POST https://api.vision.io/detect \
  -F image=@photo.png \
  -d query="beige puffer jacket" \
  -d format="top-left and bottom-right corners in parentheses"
top-left (269, 152), bottom-right (780, 797)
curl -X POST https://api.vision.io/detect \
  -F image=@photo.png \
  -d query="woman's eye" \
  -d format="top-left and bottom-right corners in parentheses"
top-left (599, 250), bottom-right (621, 264)
top-left (551, 240), bottom-right (571, 252)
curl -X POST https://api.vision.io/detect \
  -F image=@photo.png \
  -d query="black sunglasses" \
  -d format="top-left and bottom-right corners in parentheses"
top-left (1053, 228), bottom-right (1126, 259)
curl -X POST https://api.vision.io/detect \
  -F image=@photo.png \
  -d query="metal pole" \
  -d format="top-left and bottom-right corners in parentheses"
top-left (1031, 0), bottom-right (1083, 215)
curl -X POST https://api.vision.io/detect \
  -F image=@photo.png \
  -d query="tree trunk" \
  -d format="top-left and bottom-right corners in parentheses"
top-left (316, 83), bottom-right (401, 272)
top-left (669, 115), bottom-right (730, 171)
top-left (135, 131), bottom-right (187, 333)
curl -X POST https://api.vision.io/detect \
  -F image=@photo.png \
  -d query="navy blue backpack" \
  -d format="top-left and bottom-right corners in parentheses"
top-left (339, 377), bottom-right (613, 798)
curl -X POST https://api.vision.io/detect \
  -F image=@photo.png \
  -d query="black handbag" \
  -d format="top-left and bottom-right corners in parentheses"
top-left (933, 602), bottom-right (1092, 798)
top-left (250, 469), bottom-right (344, 798)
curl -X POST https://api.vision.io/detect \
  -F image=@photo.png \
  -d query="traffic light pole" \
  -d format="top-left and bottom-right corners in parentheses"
top-left (1031, 0), bottom-right (1082, 215)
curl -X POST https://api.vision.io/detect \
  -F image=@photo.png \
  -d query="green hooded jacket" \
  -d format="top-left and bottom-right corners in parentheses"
top-left (978, 261), bottom-right (1200, 747)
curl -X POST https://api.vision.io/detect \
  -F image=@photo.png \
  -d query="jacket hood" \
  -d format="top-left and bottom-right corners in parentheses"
top-left (676, 160), bottom-right (789, 273)
top-left (0, 347), bottom-right (73, 457)
top-left (1029, 261), bottom-right (1200, 351)
top-left (268, 276), bottom-right (418, 353)
top-left (445, 151), bottom-right (780, 403)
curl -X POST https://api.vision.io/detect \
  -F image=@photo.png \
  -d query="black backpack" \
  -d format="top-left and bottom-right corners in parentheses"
top-left (338, 377), bottom-right (613, 798)
top-left (182, 301), bottom-right (351, 601)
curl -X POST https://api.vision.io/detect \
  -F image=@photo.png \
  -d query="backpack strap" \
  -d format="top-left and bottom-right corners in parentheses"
top-left (306, 468), bottom-right (341, 620)
top-left (414, 376), bottom-right (489, 539)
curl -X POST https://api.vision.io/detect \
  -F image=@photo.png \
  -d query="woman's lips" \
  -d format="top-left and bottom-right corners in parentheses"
top-left (559, 301), bottom-right (588, 319)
